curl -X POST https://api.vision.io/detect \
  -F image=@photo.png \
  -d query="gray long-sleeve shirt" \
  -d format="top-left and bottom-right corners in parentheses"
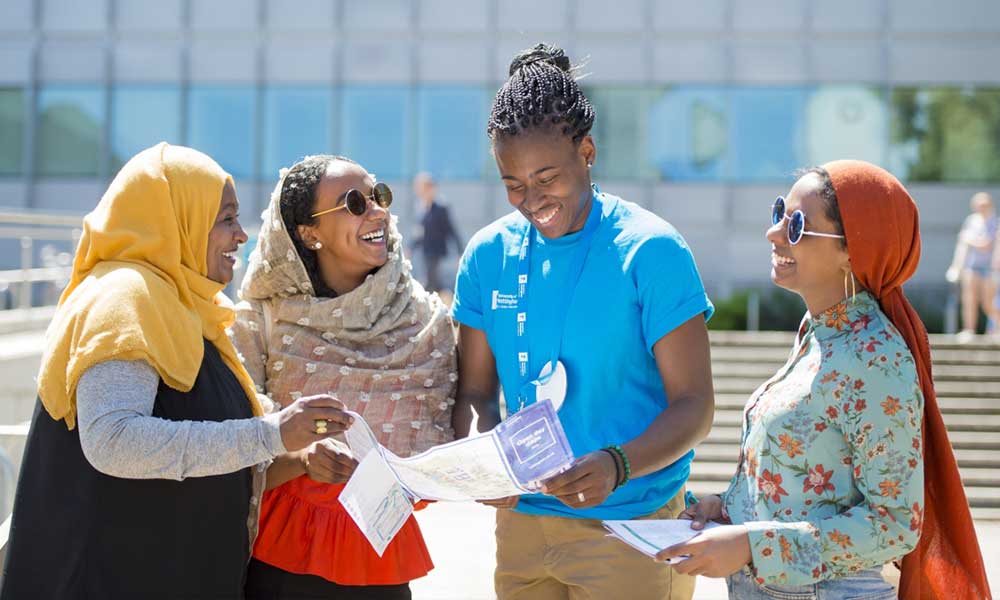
top-left (76, 359), bottom-right (286, 480)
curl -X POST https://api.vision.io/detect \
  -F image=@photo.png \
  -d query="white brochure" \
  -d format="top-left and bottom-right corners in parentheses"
top-left (602, 519), bottom-right (722, 563)
top-left (339, 399), bottom-right (574, 555)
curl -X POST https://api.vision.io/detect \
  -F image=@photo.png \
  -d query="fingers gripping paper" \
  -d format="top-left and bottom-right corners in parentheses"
top-left (340, 399), bottom-right (574, 555)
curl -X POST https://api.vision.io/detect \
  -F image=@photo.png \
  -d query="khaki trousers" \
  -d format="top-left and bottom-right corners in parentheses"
top-left (494, 487), bottom-right (695, 600)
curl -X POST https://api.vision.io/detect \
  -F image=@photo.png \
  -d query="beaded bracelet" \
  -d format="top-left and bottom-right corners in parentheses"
top-left (600, 448), bottom-right (621, 489)
top-left (606, 444), bottom-right (631, 490)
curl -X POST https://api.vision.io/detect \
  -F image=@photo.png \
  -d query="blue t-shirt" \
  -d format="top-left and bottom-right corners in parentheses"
top-left (452, 189), bottom-right (714, 520)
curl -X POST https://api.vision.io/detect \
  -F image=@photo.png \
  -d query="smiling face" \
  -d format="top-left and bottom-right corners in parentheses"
top-left (493, 129), bottom-right (596, 239)
top-left (766, 173), bottom-right (851, 314)
top-left (206, 180), bottom-right (248, 284)
top-left (296, 161), bottom-right (389, 292)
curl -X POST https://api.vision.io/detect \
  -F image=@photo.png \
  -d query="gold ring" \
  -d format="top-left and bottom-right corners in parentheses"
top-left (314, 419), bottom-right (328, 435)
top-left (577, 492), bottom-right (586, 503)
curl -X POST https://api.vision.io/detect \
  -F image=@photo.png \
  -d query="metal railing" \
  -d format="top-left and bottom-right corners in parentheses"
top-left (0, 211), bottom-right (82, 311)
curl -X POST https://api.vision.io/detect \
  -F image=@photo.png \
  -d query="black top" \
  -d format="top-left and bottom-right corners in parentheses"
top-left (1, 340), bottom-right (254, 600)
top-left (414, 201), bottom-right (462, 259)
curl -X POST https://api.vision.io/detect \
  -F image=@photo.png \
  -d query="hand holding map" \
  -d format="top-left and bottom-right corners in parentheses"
top-left (339, 399), bottom-right (574, 555)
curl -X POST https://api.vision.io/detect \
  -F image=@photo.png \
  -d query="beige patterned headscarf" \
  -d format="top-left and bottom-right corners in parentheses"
top-left (230, 169), bottom-right (456, 456)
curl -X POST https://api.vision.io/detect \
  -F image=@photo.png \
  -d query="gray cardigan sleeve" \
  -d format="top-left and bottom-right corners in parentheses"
top-left (76, 359), bottom-right (287, 480)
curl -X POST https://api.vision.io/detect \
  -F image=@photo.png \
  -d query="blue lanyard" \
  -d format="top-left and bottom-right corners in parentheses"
top-left (513, 186), bottom-right (603, 411)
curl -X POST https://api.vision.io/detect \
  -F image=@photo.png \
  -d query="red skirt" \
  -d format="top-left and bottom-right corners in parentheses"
top-left (252, 476), bottom-right (434, 585)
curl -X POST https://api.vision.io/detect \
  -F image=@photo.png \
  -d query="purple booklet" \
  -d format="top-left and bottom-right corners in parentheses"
top-left (494, 399), bottom-right (575, 491)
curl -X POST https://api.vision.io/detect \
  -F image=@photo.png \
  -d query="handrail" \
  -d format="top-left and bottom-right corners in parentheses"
top-left (0, 212), bottom-right (84, 310)
top-left (0, 514), bottom-right (10, 567)
top-left (0, 211), bottom-right (84, 227)
top-left (0, 267), bottom-right (72, 285)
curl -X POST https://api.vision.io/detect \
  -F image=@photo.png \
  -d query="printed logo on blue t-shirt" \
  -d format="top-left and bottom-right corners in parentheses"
top-left (491, 289), bottom-right (517, 310)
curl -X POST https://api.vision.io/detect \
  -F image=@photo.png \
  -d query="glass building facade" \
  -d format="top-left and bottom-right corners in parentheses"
top-left (4, 82), bottom-right (1000, 185)
top-left (2, 0), bottom-right (999, 292)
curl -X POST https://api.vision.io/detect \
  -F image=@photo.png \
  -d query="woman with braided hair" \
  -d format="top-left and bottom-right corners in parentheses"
top-left (451, 44), bottom-right (715, 600)
top-left (230, 155), bottom-right (458, 599)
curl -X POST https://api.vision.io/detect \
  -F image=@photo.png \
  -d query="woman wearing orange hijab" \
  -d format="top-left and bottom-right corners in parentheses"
top-left (656, 161), bottom-right (990, 599)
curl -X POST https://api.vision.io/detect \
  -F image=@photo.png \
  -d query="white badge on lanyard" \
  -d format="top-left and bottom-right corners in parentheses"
top-left (533, 360), bottom-right (568, 412)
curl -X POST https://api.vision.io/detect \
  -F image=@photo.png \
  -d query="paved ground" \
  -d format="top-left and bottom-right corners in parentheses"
top-left (412, 502), bottom-right (1000, 600)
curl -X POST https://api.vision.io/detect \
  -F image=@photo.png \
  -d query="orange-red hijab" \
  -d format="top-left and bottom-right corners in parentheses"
top-left (824, 160), bottom-right (991, 600)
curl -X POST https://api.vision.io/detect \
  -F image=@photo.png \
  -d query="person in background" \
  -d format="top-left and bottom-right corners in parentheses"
top-left (660, 162), bottom-right (990, 600)
top-left (991, 215), bottom-right (1000, 336)
top-left (231, 155), bottom-right (457, 600)
top-left (946, 192), bottom-right (997, 341)
top-left (0, 143), bottom-right (351, 600)
top-left (411, 172), bottom-right (462, 294)
top-left (451, 44), bottom-right (715, 600)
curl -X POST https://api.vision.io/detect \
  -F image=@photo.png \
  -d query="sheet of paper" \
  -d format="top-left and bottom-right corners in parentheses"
top-left (341, 399), bottom-right (574, 503)
top-left (602, 519), bottom-right (722, 561)
top-left (385, 434), bottom-right (526, 501)
top-left (343, 410), bottom-right (381, 462)
top-left (386, 399), bottom-right (572, 501)
top-left (338, 451), bottom-right (414, 557)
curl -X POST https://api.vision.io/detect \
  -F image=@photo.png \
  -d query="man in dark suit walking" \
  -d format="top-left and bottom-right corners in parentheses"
top-left (412, 172), bottom-right (462, 293)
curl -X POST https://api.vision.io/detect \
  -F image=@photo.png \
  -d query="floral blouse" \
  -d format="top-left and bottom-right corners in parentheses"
top-left (721, 291), bottom-right (924, 586)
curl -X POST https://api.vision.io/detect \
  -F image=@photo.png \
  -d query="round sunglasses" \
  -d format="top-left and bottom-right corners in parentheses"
top-left (310, 182), bottom-right (393, 218)
top-left (770, 196), bottom-right (846, 245)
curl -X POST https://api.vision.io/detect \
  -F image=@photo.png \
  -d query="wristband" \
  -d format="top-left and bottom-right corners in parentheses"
top-left (607, 444), bottom-right (631, 489)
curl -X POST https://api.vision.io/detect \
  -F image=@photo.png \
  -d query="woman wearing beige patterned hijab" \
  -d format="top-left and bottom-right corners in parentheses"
top-left (229, 155), bottom-right (457, 599)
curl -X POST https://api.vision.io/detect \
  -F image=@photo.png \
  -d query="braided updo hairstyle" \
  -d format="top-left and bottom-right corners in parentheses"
top-left (278, 154), bottom-right (360, 298)
top-left (487, 43), bottom-right (595, 144)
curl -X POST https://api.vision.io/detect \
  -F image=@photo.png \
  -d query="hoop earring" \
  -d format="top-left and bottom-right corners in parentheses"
top-left (844, 270), bottom-right (856, 304)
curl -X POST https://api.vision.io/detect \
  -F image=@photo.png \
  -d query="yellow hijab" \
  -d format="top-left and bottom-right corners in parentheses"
top-left (37, 142), bottom-right (263, 429)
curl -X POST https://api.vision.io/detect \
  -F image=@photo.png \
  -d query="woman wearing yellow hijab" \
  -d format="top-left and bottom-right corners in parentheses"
top-left (1, 143), bottom-right (352, 600)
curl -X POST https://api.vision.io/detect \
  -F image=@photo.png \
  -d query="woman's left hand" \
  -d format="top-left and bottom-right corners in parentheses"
top-left (540, 450), bottom-right (617, 509)
top-left (654, 525), bottom-right (752, 578)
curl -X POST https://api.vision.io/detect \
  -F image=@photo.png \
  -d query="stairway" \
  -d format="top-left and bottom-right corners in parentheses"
top-left (691, 331), bottom-right (1000, 520)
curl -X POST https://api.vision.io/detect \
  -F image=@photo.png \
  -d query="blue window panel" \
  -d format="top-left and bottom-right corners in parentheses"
top-left (647, 87), bottom-right (730, 181)
top-left (187, 86), bottom-right (256, 179)
top-left (0, 88), bottom-right (25, 176)
top-left (804, 85), bottom-right (888, 168)
top-left (111, 86), bottom-right (182, 173)
top-left (37, 86), bottom-right (106, 177)
top-left (730, 88), bottom-right (808, 182)
top-left (416, 87), bottom-right (489, 180)
top-left (586, 87), bottom-right (652, 181)
top-left (263, 87), bottom-right (333, 179)
top-left (340, 86), bottom-right (410, 180)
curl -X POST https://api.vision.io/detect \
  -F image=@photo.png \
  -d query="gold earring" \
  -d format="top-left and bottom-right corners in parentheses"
top-left (844, 270), bottom-right (856, 304)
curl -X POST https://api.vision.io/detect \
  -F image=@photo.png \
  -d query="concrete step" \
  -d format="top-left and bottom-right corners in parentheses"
top-left (688, 460), bottom-right (1000, 489)
top-left (711, 393), bottom-right (1000, 415)
top-left (711, 361), bottom-right (1000, 382)
top-left (711, 377), bottom-right (1000, 398)
top-left (709, 331), bottom-right (1000, 351)
top-left (702, 426), bottom-right (1000, 450)
top-left (685, 470), bottom-right (1000, 517)
top-left (691, 462), bottom-right (1000, 490)
top-left (694, 445), bottom-right (1000, 471)
top-left (710, 345), bottom-right (1000, 367)
top-left (708, 409), bottom-right (1000, 432)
